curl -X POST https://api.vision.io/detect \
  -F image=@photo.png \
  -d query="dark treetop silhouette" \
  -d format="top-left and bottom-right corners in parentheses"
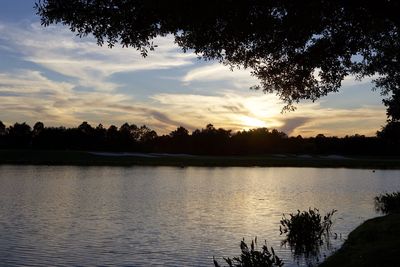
top-left (36, 0), bottom-right (400, 112)
top-left (0, 121), bottom-right (399, 155)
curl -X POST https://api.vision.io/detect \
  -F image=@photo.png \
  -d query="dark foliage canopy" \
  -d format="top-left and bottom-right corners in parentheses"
top-left (0, 120), bottom-right (399, 155)
top-left (36, 0), bottom-right (400, 111)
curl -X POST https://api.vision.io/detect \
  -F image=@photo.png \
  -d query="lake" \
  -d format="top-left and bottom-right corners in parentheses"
top-left (0, 165), bottom-right (399, 266)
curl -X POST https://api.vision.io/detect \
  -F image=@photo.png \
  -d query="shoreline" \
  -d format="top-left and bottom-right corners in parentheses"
top-left (320, 214), bottom-right (400, 267)
top-left (1, 150), bottom-right (400, 169)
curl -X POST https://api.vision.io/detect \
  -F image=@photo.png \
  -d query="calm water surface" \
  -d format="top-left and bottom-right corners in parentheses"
top-left (0, 165), bottom-right (399, 266)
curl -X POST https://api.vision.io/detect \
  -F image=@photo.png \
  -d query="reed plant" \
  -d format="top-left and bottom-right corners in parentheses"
top-left (280, 208), bottom-right (337, 257)
top-left (213, 238), bottom-right (283, 267)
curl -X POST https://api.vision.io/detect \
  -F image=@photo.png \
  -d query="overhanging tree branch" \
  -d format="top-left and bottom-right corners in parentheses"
top-left (35, 0), bottom-right (400, 112)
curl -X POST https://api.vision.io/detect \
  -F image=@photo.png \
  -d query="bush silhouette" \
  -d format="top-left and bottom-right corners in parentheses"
top-left (214, 238), bottom-right (283, 267)
top-left (375, 192), bottom-right (400, 214)
top-left (280, 208), bottom-right (337, 257)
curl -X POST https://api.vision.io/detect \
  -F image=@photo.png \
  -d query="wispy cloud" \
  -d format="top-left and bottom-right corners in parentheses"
top-left (0, 70), bottom-right (128, 125)
top-left (181, 63), bottom-right (258, 89)
top-left (0, 21), bottom-right (196, 92)
top-left (0, 68), bottom-right (386, 136)
top-left (0, 20), bottom-right (387, 136)
top-left (151, 91), bottom-right (386, 136)
top-left (0, 70), bottom-right (192, 131)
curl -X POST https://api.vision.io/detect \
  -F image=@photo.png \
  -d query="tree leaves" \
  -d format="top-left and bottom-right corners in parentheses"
top-left (36, 0), bottom-right (400, 112)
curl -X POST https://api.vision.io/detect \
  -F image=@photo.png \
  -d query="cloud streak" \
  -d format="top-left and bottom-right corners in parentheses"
top-left (182, 63), bottom-right (258, 89)
top-left (0, 21), bottom-right (197, 92)
top-left (0, 68), bottom-right (387, 136)
top-left (151, 91), bottom-right (386, 136)
top-left (0, 70), bottom-right (193, 132)
top-left (0, 20), bottom-right (388, 137)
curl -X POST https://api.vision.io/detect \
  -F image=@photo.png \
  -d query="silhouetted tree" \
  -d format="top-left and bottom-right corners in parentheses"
top-left (0, 121), bottom-right (399, 155)
top-left (32, 126), bottom-right (67, 149)
top-left (191, 124), bottom-right (232, 155)
top-left (0, 121), bottom-right (6, 148)
top-left (78, 121), bottom-right (93, 134)
top-left (105, 124), bottom-right (120, 150)
top-left (118, 122), bottom-right (137, 150)
top-left (7, 122), bottom-right (32, 148)
top-left (378, 121), bottom-right (400, 144)
top-left (0, 121), bottom-right (5, 136)
top-left (33, 121), bottom-right (44, 136)
top-left (384, 90), bottom-right (400, 122)
top-left (170, 126), bottom-right (189, 139)
top-left (92, 123), bottom-right (107, 150)
top-left (139, 125), bottom-right (157, 142)
top-left (169, 126), bottom-right (189, 152)
top-left (36, 0), bottom-right (400, 114)
top-left (378, 90), bottom-right (400, 142)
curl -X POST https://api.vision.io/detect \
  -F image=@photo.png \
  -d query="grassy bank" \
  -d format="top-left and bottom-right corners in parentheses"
top-left (1, 149), bottom-right (400, 168)
top-left (320, 214), bottom-right (400, 267)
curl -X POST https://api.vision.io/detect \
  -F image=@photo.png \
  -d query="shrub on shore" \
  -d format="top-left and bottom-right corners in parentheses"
top-left (214, 208), bottom-right (338, 266)
top-left (375, 192), bottom-right (400, 214)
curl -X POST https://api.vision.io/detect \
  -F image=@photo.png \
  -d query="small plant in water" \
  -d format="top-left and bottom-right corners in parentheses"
top-left (375, 191), bottom-right (400, 214)
top-left (280, 208), bottom-right (337, 259)
top-left (213, 238), bottom-right (284, 267)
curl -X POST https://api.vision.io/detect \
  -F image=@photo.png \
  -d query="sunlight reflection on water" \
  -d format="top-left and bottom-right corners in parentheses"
top-left (0, 166), bottom-right (399, 266)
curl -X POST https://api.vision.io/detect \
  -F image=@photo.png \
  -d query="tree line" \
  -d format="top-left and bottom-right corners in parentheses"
top-left (0, 120), bottom-right (399, 155)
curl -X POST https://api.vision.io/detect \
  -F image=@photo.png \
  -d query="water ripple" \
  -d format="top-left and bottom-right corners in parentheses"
top-left (0, 166), bottom-right (399, 266)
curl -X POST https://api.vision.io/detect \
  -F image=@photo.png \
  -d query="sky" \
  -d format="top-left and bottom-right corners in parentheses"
top-left (0, 1), bottom-right (387, 137)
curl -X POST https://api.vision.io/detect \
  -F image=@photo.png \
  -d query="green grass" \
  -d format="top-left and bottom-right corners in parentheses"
top-left (1, 149), bottom-right (400, 168)
top-left (319, 214), bottom-right (400, 267)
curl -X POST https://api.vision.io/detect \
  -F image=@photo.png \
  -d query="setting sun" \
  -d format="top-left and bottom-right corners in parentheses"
top-left (240, 116), bottom-right (267, 128)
